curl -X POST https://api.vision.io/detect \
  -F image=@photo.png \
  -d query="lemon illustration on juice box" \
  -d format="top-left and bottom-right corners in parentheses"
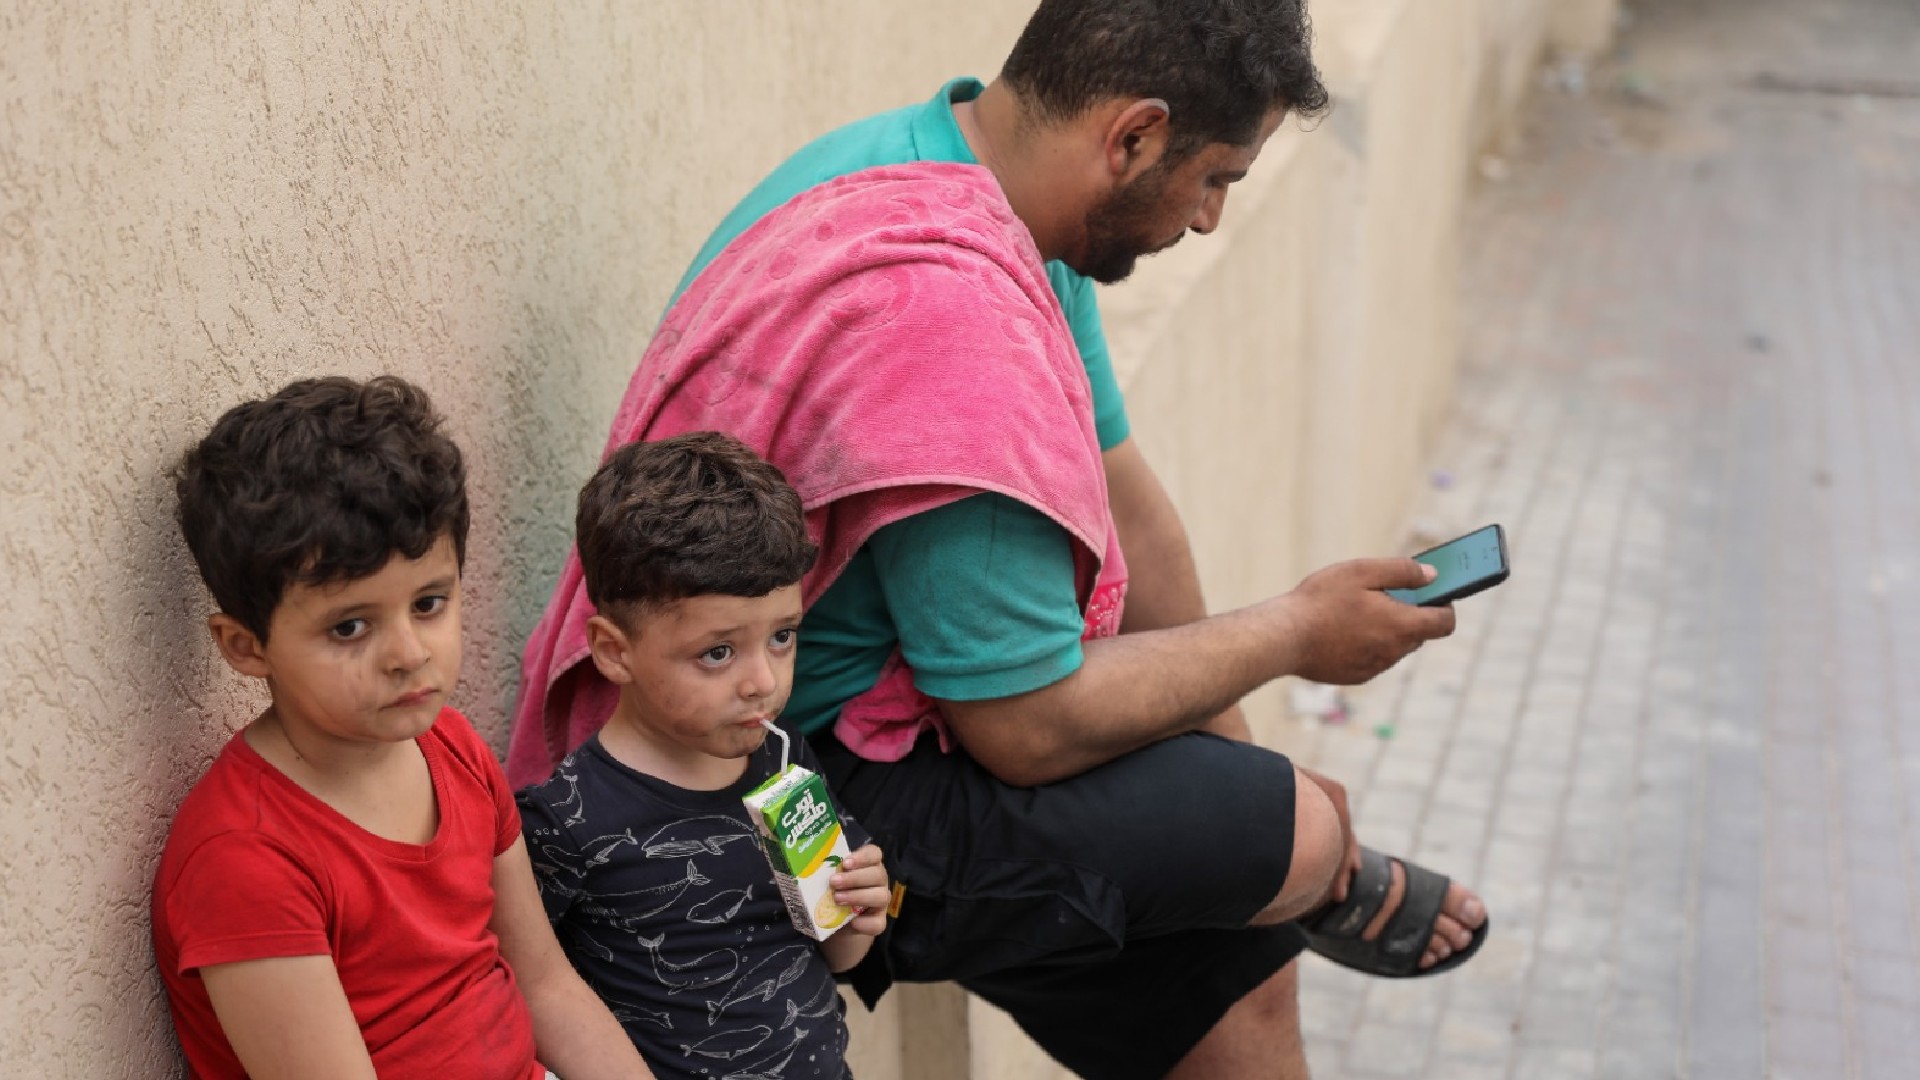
top-left (743, 765), bottom-right (856, 940)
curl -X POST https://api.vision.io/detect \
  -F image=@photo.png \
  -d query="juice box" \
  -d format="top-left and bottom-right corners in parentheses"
top-left (742, 764), bottom-right (857, 940)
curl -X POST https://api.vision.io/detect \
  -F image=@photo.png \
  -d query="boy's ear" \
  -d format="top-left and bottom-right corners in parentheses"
top-left (586, 614), bottom-right (637, 685)
top-left (208, 614), bottom-right (272, 679)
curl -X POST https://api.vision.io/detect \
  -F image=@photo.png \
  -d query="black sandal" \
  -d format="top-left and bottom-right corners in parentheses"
top-left (1302, 847), bottom-right (1489, 978)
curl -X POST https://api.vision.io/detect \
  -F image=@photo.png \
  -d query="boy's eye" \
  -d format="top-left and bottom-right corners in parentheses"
top-left (414, 595), bottom-right (448, 616)
top-left (699, 644), bottom-right (734, 667)
top-left (329, 618), bottom-right (369, 641)
top-left (770, 628), bottom-right (798, 649)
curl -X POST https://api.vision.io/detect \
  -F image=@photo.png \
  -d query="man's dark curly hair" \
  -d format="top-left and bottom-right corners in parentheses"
top-left (176, 375), bottom-right (469, 642)
top-left (1001, 0), bottom-right (1330, 160)
top-left (576, 431), bottom-right (818, 625)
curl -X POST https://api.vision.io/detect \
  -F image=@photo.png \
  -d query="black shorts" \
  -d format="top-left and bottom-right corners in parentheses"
top-left (816, 730), bottom-right (1308, 1080)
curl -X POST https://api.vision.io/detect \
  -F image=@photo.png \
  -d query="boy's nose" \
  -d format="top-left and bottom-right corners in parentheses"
top-left (738, 651), bottom-right (778, 700)
top-left (386, 622), bottom-right (432, 672)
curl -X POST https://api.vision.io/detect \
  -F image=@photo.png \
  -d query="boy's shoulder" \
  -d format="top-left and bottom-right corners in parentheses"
top-left (160, 726), bottom-right (287, 854)
top-left (518, 738), bottom-right (790, 852)
top-left (153, 727), bottom-right (322, 937)
top-left (516, 736), bottom-right (673, 832)
top-left (160, 708), bottom-right (498, 877)
top-left (418, 706), bottom-right (504, 789)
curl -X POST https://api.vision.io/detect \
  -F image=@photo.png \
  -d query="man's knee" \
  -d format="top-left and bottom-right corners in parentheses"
top-left (1251, 766), bottom-right (1344, 925)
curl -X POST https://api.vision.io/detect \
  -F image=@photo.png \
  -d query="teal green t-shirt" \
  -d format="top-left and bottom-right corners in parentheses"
top-left (673, 80), bottom-right (1127, 735)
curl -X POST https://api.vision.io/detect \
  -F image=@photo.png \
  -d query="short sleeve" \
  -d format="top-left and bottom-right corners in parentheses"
top-left (516, 779), bottom-right (584, 924)
top-left (1048, 264), bottom-right (1131, 450)
top-left (869, 493), bottom-right (1086, 702)
top-left (165, 833), bottom-right (330, 975)
top-left (435, 709), bottom-right (522, 857)
top-left (485, 756), bottom-right (522, 858)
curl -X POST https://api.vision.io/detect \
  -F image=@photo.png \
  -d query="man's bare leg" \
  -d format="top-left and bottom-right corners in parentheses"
top-left (1261, 767), bottom-right (1489, 965)
top-left (1163, 767), bottom-right (1489, 1079)
top-left (1166, 961), bottom-right (1308, 1080)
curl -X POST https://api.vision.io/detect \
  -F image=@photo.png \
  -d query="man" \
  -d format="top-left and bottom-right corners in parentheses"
top-left (512, 2), bottom-right (1488, 1076)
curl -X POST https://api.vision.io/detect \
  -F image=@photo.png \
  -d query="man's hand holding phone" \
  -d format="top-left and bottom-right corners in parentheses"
top-left (1277, 558), bottom-right (1457, 685)
top-left (1388, 524), bottom-right (1510, 607)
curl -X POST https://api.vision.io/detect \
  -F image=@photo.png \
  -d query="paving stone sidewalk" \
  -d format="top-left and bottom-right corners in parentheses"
top-left (1276, 0), bottom-right (1920, 1075)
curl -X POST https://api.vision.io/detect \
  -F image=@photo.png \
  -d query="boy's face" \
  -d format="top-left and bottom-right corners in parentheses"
top-left (592, 586), bottom-right (804, 768)
top-left (212, 535), bottom-right (463, 751)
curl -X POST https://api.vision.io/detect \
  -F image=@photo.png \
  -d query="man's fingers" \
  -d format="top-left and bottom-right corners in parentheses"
top-left (1357, 556), bottom-right (1436, 591)
top-left (1418, 603), bottom-right (1458, 639)
top-left (1315, 556), bottom-right (1435, 591)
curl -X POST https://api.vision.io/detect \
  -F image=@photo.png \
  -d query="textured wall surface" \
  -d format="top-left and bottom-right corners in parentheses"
top-left (0, 0), bottom-right (1577, 1075)
top-left (0, 2), bottom-right (1021, 1073)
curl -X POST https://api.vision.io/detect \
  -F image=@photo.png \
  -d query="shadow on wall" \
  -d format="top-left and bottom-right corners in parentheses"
top-left (82, 444), bottom-right (261, 1074)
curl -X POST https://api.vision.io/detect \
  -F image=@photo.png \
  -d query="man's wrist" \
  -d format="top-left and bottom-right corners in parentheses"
top-left (1258, 592), bottom-right (1313, 679)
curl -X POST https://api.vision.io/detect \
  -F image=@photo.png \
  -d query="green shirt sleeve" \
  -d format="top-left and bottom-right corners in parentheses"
top-left (1048, 263), bottom-right (1132, 451)
top-left (869, 493), bottom-right (1087, 702)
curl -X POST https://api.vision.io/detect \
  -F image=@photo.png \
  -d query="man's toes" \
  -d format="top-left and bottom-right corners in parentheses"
top-left (1444, 882), bottom-right (1487, 929)
top-left (1432, 913), bottom-right (1475, 953)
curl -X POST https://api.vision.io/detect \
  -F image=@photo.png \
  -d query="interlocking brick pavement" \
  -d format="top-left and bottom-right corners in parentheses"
top-left (1275, 0), bottom-right (1920, 1075)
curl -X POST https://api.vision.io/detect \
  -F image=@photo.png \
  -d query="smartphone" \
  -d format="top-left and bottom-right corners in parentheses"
top-left (1386, 524), bottom-right (1510, 607)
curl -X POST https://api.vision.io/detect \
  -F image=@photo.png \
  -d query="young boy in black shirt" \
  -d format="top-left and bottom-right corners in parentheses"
top-left (518, 432), bottom-right (890, 1080)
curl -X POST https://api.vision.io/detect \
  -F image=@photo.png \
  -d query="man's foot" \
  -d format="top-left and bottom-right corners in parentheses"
top-left (1303, 848), bottom-right (1489, 977)
top-left (1373, 856), bottom-right (1485, 968)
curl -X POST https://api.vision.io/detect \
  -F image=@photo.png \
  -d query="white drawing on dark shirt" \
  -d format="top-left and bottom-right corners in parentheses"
top-left (681, 1024), bottom-right (773, 1061)
top-left (707, 944), bottom-right (813, 1025)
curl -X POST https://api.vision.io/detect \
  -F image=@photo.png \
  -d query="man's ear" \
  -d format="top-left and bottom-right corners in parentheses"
top-left (586, 614), bottom-right (638, 686)
top-left (208, 614), bottom-right (272, 679)
top-left (1102, 97), bottom-right (1172, 182)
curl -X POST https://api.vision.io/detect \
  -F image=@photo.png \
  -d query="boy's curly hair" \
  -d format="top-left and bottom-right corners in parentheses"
top-left (576, 432), bottom-right (817, 623)
top-left (176, 375), bottom-right (469, 641)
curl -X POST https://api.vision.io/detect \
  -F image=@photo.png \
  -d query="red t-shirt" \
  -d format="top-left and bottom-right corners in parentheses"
top-left (152, 708), bottom-right (544, 1080)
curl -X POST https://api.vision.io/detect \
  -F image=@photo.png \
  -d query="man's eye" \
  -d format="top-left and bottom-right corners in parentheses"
top-left (699, 644), bottom-right (734, 667)
top-left (415, 595), bottom-right (448, 616)
top-left (329, 619), bottom-right (369, 641)
top-left (771, 628), bottom-right (798, 649)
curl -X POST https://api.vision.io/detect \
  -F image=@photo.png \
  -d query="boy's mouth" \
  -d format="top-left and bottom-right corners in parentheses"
top-left (387, 688), bottom-right (438, 709)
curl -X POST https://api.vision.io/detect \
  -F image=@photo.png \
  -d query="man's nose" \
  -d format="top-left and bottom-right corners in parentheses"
top-left (1189, 189), bottom-right (1226, 235)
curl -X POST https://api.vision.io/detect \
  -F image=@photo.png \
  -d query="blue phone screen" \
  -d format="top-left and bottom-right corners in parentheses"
top-left (1387, 525), bottom-right (1506, 605)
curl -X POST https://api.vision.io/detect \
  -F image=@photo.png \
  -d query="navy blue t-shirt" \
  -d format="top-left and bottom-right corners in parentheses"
top-left (519, 737), bottom-right (869, 1080)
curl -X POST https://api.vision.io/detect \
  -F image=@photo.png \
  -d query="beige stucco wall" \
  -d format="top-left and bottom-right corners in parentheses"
top-left (0, 3), bottom-right (1028, 1074)
top-left (1, 1), bottom-right (1573, 1076)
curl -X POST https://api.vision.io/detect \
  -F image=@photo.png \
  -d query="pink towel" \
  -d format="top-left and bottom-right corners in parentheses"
top-left (506, 162), bottom-right (1127, 787)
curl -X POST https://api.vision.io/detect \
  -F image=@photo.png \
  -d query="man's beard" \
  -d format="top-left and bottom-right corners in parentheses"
top-left (1074, 163), bottom-right (1180, 285)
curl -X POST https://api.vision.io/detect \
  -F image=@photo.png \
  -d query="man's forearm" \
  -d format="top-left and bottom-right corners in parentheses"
top-left (939, 557), bottom-right (1455, 787)
top-left (941, 596), bottom-right (1305, 786)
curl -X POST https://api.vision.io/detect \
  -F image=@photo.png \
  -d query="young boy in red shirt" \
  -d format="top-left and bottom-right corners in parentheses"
top-left (152, 375), bottom-right (654, 1079)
